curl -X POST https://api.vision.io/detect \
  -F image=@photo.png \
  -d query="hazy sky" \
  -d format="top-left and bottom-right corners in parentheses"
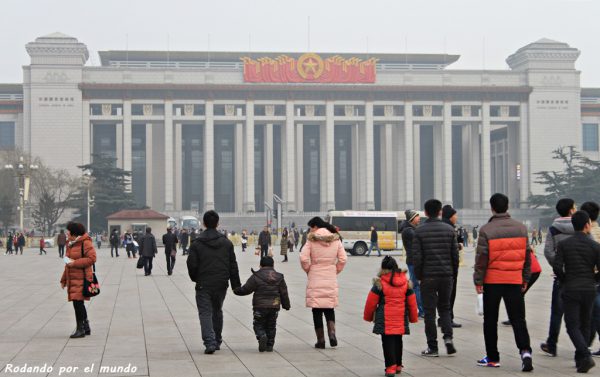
top-left (1, 0), bottom-right (599, 86)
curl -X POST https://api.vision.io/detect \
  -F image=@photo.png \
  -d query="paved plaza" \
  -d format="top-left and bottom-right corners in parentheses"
top-left (0, 245), bottom-right (592, 377)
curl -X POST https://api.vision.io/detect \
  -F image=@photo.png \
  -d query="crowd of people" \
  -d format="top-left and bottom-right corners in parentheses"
top-left (52, 194), bottom-right (600, 376)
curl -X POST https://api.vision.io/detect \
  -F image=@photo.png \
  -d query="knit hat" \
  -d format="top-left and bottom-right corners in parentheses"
top-left (442, 205), bottom-right (457, 219)
top-left (405, 210), bottom-right (419, 223)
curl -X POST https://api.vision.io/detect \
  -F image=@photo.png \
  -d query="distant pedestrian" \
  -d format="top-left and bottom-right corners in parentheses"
top-left (95, 233), bottom-right (102, 249)
top-left (300, 217), bottom-right (347, 349)
top-left (109, 230), bottom-right (119, 258)
top-left (413, 199), bottom-right (459, 357)
top-left (139, 227), bottom-right (157, 276)
top-left (124, 230), bottom-right (134, 258)
top-left (473, 226), bottom-right (479, 242)
top-left (531, 230), bottom-right (538, 246)
top-left (473, 193), bottom-right (533, 371)
top-left (367, 226), bottom-right (381, 257)
top-left (553, 210), bottom-right (600, 373)
top-left (541, 198), bottom-right (577, 357)
top-left (57, 229), bottom-right (67, 258)
top-left (241, 230), bottom-right (248, 253)
top-left (234, 256), bottom-right (291, 352)
top-left (363, 256), bottom-right (419, 376)
top-left (5, 232), bottom-right (13, 255)
top-left (442, 205), bottom-right (463, 329)
top-left (402, 210), bottom-right (423, 318)
top-left (39, 237), bottom-right (47, 255)
top-left (187, 210), bottom-right (241, 354)
top-left (258, 226), bottom-right (271, 258)
top-left (17, 233), bottom-right (25, 254)
top-left (60, 222), bottom-right (97, 339)
top-left (162, 227), bottom-right (178, 276)
top-left (180, 228), bottom-right (190, 255)
top-left (280, 228), bottom-right (289, 263)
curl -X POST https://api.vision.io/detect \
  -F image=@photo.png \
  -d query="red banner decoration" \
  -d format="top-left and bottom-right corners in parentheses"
top-left (242, 53), bottom-right (377, 83)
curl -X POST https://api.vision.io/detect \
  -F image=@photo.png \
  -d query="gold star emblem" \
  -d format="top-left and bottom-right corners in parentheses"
top-left (297, 53), bottom-right (324, 79)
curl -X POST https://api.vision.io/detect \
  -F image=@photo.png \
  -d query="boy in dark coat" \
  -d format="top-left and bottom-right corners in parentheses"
top-left (234, 256), bottom-right (291, 352)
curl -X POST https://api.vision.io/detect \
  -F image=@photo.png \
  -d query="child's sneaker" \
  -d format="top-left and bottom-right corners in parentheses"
top-left (258, 335), bottom-right (268, 352)
top-left (477, 356), bottom-right (500, 367)
top-left (384, 365), bottom-right (396, 377)
top-left (396, 364), bottom-right (403, 374)
top-left (421, 348), bottom-right (439, 357)
top-left (521, 351), bottom-right (533, 372)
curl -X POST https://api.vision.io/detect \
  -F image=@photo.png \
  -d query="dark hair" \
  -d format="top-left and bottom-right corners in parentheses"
top-left (580, 201), bottom-right (600, 222)
top-left (424, 199), bottom-right (442, 218)
top-left (556, 198), bottom-right (575, 217)
top-left (66, 222), bottom-right (86, 236)
top-left (490, 193), bottom-right (509, 214)
top-left (381, 256), bottom-right (399, 286)
top-left (307, 216), bottom-right (338, 234)
top-left (146, 227), bottom-right (152, 233)
top-left (260, 256), bottom-right (274, 267)
top-left (571, 210), bottom-right (590, 232)
top-left (203, 210), bottom-right (219, 229)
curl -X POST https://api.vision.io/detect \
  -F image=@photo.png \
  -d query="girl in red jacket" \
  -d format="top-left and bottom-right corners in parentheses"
top-left (364, 256), bottom-right (419, 376)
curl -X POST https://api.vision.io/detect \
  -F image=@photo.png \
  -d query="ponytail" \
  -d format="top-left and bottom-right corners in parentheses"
top-left (381, 256), bottom-right (399, 287)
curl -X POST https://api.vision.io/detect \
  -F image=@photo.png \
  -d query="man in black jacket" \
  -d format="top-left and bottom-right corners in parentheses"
top-left (234, 256), bottom-right (291, 352)
top-left (413, 199), bottom-right (459, 357)
top-left (402, 209), bottom-right (423, 317)
top-left (187, 210), bottom-right (241, 355)
top-left (180, 228), bottom-right (190, 255)
top-left (553, 211), bottom-right (600, 373)
top-left (162, 227), bottom-right (178, 276)
top-left (139, 227), bottom-right (158, 276)
top-left (258, 226), bottom-right (271, 258)
top-left (442, 204), bottom-right (463, 328)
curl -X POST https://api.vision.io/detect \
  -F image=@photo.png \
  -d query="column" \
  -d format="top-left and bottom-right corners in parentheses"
top-left (295, 123), bottom-right (304, 211)
top-left (285, 101), bottom-right (296, 211)
top-left (175, 122), bottom-right (182, 210)
top-left (82, 100), bottom-right (91, 165)
top-left (145, 123), bottom-right (153, 208)
top-left (204, 100), bottom-right (215, 210)
top-left (442, 103), bottom-right (453, 205)
top-left (352, 123), bottom-right (360, 208)
top-left (481, 102), bottom-right (492, 207)
top-left (325, 101), bottom-right (335, 211)
top-left (364, 101), bottom-right (375, 210)
top-left (164, 100), bottom-right (174, 211)
top-left (519, 102), bottom-right (530, 208)
top-left (116, 123), bottom-right (123, 169)
top-left (123, 101), bottom-right (132, 192)
top-left (235, 122), bottom-right (244, 212)
top-left (244, 101), bottom-right (255, 212)
top-left (507, 124), bottom-right (519, 204)
top-left (413, 124), bottom-right (421, 208)
top-left (433, 125), bottom-right (442, 200)
top-left (403, 103), bottom-right (415, 209)
top-left (264, 123), bottom-right (274, 210)
top-left (383, 123), bottom-right (394, 210)
top-left (470, 123), bottom-right (482, 208)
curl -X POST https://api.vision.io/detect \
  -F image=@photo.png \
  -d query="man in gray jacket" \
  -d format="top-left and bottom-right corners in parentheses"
top-left (541, 198), bottom-right (576, 356)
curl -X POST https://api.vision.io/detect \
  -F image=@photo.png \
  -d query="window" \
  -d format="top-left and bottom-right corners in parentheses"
top-left (583, 124), bottom-right (599, 151)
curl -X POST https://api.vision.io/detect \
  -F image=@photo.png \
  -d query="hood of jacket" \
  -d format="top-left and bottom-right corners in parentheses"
top-left (551, 217), bottom-right (575, 234)
top-left (252, 267), bottom-right (284, 285)
top-left (195, 228), bottom-right (227, 248)
top-left (373, 268), bottom-right (410, 289)
top-left (307, 228), bottom-right (340, 245)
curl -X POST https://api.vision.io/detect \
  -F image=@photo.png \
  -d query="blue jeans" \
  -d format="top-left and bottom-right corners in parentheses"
top-left (407, 264), bottom-right (424, 316)
top-left (546, 278), bottom-right (564, 348)
top-left (590, 288), bottom-right (600, 346)
top-left (367, 241), bottom-right (380, 256)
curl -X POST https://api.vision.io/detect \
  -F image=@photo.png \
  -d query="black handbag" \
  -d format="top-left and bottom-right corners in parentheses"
top-left (81, 242), bottom-right (100, 297)
top-left (136, 256), bottom-right (145, 269)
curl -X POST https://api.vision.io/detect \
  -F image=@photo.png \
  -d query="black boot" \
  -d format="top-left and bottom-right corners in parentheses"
top-left (83, 319), bottom-right (91, 335)
top-left (326, 320), bottom-right (337, 347)
top-left (314, 327), bottom-right (326, 349)
top-left (70, 321), bottom-right (86, 338)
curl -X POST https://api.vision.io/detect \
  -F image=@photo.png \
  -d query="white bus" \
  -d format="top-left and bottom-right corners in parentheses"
top-left (181, 216), bottom-right (200, 230)
top-left (327, 211), bottom-right (407, 256)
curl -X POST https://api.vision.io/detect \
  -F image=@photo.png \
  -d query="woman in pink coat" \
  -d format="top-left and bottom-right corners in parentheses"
top-left (300, 217), bottom-right (347, 349)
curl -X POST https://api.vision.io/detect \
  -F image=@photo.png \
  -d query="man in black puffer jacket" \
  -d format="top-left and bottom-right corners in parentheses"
top-left (413, 199), bottom-right (459, 357)
top-left (402, 210), bottom-right (423, 317)
top-left (234, 256), bottom-right (291, 352)
top-left (553, 211), bottom-right (600, 373)
top-left (187, 210), bottom-right (241, 355)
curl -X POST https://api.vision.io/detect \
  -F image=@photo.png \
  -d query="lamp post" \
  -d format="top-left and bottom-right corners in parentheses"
top-left (3, 156), bottom-right (38, 231)
top-left (82, 171), bottom-right (94, 232)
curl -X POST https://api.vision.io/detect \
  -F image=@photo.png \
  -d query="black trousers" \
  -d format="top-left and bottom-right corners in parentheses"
top-left (143, 256), bottom-right (153, 274)
top-left (181, 243), bottom-right (188, 255)
top-left (260, 244), bottom-right (269, 258)
top-left (72, 300), bottom-right (88, 323)
top-left (58, 245), bottom-right (65, 258)
top-left (562, 289), bottom-right (596, 361)
top-left (195, 288), bottom-right (227, 348)
top-left (381, 334), bottom-right (403, 368)
top-left (312, 308), bottom-right (335, 329)
top-left (253, 308), bottom-right (279, 347)
top-left (546, 278), bottom-right (564, 348)
top-left (450, 273), bottom-right (458, 321)
top-left (110, 245), bottom-right (119, 257)
top-left (165, 252), bottom-right (176, 273)
top-left (421, 277), bottom-right (453, 351)
top-left (483, 284), bottom-right (531, 362)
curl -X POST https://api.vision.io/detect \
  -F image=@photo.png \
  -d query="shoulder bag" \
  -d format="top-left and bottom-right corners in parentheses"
top-left (81, 242), bottom-right (100, 297)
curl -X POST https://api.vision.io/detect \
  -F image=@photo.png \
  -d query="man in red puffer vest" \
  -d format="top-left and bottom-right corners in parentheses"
top-left (474, 193), bottom-right (533, 372)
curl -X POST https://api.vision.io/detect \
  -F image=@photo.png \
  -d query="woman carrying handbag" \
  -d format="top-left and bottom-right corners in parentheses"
top-left (60, 222), bottom-right (98, 339)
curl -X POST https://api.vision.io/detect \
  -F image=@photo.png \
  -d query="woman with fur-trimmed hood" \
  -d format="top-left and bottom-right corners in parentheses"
top-left (363, 256), bottom-right (419, 377)
top-left (300, 217), bottom-right (347, 349)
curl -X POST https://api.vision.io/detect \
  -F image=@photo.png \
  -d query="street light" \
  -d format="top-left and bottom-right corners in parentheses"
top-left (82, 171), bottom-right (94, 232)
top-left (3, 156), bottom-right (38, 231)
